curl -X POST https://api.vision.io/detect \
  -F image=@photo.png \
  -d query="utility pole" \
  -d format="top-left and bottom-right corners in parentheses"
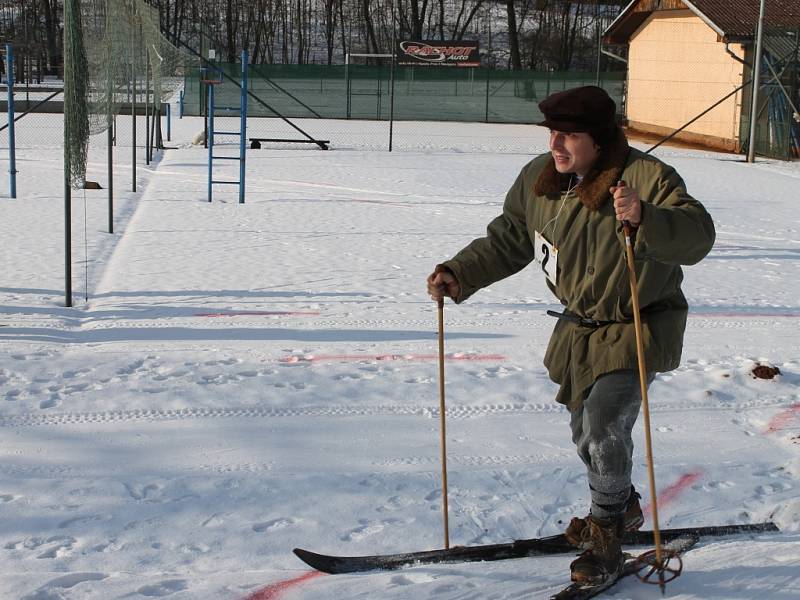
top-left (746, 0), bottom-right (766, 162)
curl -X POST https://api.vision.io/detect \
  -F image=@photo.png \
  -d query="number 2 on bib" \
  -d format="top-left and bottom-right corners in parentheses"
top-left (534, 230), bottom-right (558, 286)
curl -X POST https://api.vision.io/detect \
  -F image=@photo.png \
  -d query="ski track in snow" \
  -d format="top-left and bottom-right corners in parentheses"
top-left (0, 395), bottom-right (796, 428)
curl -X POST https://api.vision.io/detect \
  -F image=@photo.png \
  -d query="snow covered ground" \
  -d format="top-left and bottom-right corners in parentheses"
top-left (1, 113), bottom-right (798, 599)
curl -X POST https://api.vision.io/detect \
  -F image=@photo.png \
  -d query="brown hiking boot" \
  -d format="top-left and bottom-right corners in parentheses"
top-left (569, 516), bottom-right (624, 584)
top-left (564, 486), bottom-right (643, 549)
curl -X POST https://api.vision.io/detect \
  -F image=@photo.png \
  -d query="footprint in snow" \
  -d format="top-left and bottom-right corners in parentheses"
top-left (36, 536), bottom-right (77, 559)
top-left (62, 368), bottom-right (92, 379)
top-left (376, 495), bottom-right (413, 512)
top-left (21, 573), bottom-right (107, 600)
top-left (755, 482), bottom-right (792, 496)
top-left (341, 522), bottom-right (384, 542)
top-left (39, 395), bottom-right (61, 409)
top-left (390, 573), bottom-right (435, 586)
top-left (125, 482), bottom-right (164, 501)
top-left (203, 358), bottom-right (239, 366)
top-left (253, 517), bottom-right (299, 533)
top-left (334, 373), bottom-right (362, 380)
top-left (117, 359), bottom-right (145, 375)
top-left (178, 543), bottom-right (210, 555)
top-left (693, 480), bottom-right (735, 492)
top-left (136, 580), bottom-right (189, 597)
top-left (424, 489), bottom-right (442, 502)
top-left (58, 514), bottom-right (104, 529)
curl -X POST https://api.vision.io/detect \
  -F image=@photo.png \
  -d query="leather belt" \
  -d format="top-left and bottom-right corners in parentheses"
top-left (546, 309), bottom-right (623, 328)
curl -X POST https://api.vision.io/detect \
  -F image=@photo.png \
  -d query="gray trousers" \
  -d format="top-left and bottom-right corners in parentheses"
top-left (569, 369), bottom-right (653, 519)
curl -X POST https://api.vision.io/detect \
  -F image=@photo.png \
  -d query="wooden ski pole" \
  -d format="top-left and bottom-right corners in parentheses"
top-left (437, 297), bottom-right (451, 549)
top-left (618, 180), bottom-right (667, 592)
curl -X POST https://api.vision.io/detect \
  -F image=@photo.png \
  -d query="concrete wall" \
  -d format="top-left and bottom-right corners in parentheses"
top-left (626, 9), bottom-right (746, 150)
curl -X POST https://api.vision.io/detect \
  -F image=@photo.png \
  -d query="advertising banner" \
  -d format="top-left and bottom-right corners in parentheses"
top-left (396, 40), bottom-right (480, 67)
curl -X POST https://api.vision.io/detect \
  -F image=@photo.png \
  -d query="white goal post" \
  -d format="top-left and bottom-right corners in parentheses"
top-left (344, 53), bottom-right (397, 120)
top-left (345, 53), bottom-right (394, 65)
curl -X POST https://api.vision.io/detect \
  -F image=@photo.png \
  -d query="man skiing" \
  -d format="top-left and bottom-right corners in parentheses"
top-left (426, 86), bottom-right (715, 586)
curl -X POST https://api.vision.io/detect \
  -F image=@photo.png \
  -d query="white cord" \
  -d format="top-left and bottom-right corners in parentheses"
top-left (540, 175), bottom-right (576, 246)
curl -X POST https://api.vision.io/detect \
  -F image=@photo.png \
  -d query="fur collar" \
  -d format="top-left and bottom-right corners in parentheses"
top-left (533, 129), bottom-right (630, 211)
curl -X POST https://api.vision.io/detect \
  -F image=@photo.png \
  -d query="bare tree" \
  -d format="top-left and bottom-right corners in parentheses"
top-left (505, 0), bottom-right (521, 69)
top-left (323, 0), bottom-right (337, 64)
top-left (451, 0), bottom-right (484, 40)
top-left (2, 1), bottom-right (628, 72)
top-left (224, 0), bottom-right (239, 61)
top-left (41, 0), bottom-right (62, 75)
top-left (362, 0), bottom-right (380, 53)
top-left (409, 0), bottom-right (427, 39)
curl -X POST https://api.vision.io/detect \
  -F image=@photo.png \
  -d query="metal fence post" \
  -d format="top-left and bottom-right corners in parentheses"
top-left (207, 82), bottom-right (214, 202)
top-left (145, 50), bottom-right (150, 165)
top-left (6, 43), bottom-right (17, 198)
top-left (239, 50), bottom-right (248, 204)
top-left (131, 28), bottom-right (137, 192)
top-left (345, 55), bottom-right (351, 119)
top-left (747, 0), bottom-right (766, 162)
top-left (485, 67), bottom-right (490, 124)
top-left (389, 0), bottom-right (397, 151)
top-left (108, 123), bottom-right (113, 233)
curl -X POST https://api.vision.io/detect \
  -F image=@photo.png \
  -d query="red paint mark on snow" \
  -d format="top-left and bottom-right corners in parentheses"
top-left (196, 311), bottom-right (320, 317)
top-left (641, 470), bottom-right (703, 518)
top-left (764, 403), bottom-right (800, 434)
top-left (244, 570), bottom-right (325, 600)
top-left (279, 353), bottom-right (506, 363)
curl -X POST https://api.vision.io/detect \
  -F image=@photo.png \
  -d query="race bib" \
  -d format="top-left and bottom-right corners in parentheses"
top-left (534, 230), bottom-right (558, 286)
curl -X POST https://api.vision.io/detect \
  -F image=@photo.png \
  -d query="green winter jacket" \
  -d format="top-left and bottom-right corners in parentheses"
top-left (441, 132), bottom-right (716, 410)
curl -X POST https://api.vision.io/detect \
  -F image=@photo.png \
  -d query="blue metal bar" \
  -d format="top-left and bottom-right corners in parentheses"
top-left (166, 103), bottom-right (171, 141)
top-left (207, 83), bottom-right (214, 202)
top-left (179, 89), bottom-right (184, 118)
top-left (239, 50), bottom-right (248, 204)
top-left (207, 53), bottom-right (248, 204)
top-left (6, 43), bottom-right (17, 198)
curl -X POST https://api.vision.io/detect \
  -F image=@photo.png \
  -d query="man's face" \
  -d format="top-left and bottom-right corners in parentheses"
top-left (549, 130), bottom-right (600, 177)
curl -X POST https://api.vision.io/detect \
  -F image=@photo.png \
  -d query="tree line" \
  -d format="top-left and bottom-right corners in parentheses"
top-left (2, 0), bottom-right (628, 80)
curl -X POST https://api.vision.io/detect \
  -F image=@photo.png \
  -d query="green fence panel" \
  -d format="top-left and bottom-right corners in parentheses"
top-left (183, 64), bottom-right (626, 125)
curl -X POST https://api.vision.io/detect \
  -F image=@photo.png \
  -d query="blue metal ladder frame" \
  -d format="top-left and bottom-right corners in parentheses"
top-left (207, 51), bottom-right (248, 203)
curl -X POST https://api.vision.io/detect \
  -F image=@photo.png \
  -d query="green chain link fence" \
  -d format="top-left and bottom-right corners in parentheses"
top-left (739, 30), bottom-right (800, 161)
top-left (183, 64), bottom-right (625, 152)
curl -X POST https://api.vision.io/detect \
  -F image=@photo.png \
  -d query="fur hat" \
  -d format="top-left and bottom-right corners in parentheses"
top-left (538, 86), bottom-right (618, 146)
